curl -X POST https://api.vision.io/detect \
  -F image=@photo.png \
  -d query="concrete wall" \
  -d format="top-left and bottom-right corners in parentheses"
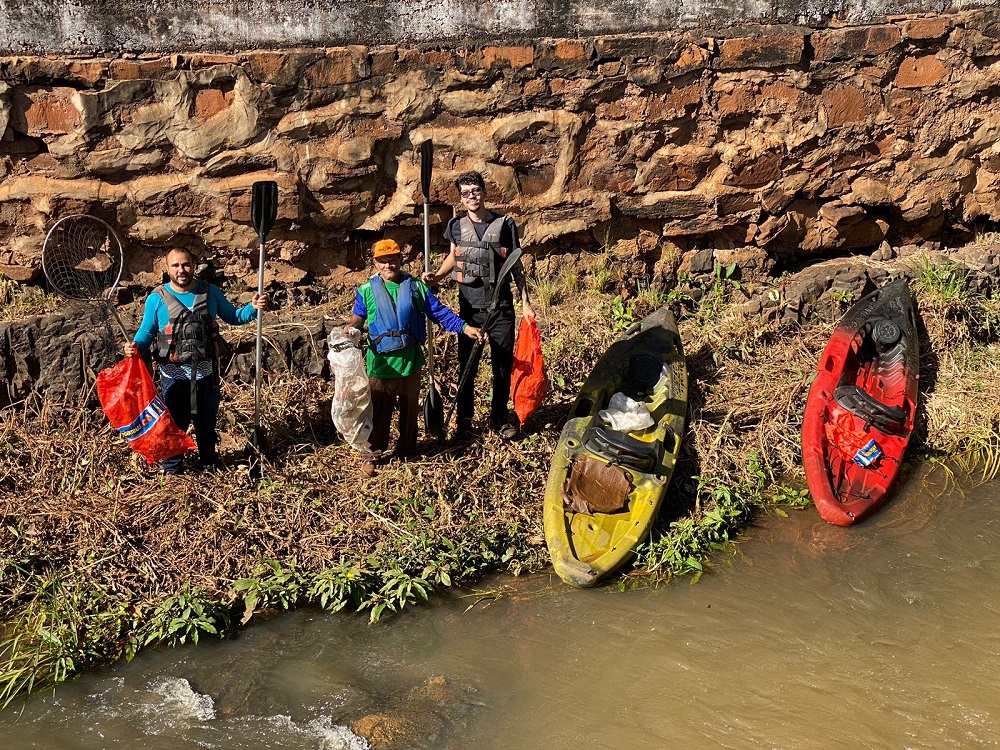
top-left (0, 0), bottom-right (991, 54)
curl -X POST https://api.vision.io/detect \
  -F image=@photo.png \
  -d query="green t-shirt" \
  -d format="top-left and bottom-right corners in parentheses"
top-left (357, 277), bottom-right (428, 379)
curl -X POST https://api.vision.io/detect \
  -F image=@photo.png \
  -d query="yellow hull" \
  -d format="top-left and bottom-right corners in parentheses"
top-left (543, 307), bottom-right (687, 587)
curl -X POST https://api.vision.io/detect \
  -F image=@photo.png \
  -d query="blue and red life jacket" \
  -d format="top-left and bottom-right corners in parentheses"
top-left (368, 274), bottom-right (426, 355)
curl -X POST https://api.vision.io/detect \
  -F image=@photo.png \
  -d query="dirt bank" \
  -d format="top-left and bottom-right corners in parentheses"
top-left (2, 245), bottom-right (1000, 719)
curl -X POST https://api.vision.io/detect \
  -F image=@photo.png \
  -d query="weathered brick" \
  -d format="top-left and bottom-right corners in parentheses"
top-left (595, 35), bottom-right (676, 60)
top-left (716, 33), bottom-right (804, 69)
top-left (482, 46), bottom-right (534, 69)
top-left (812, 25), bottom-right (902, 62)
top-left (9, 86), bottom-right (81, 135)
top-left (242, 50), bottom-right (319, 87)
top-left (66, 60), bottom-right (109, 85)
top-left (724, 152), bottom-right (782, 188)
top-left (822, 85), bottom-right (870, 127)
top-left (716, 84), bottom-right (755, 116)
top-left (183, 53), bottom-right (239, 69)
top-left (555, 40), bottom-right (586, 61)
top-left (895, 55), bottom-right (948, 88)
top-left (109, 57), bottom-right (173, 80)
top-left (675, 44), bottom-right (711, 69)
top-left (901, 16), bottom-right (951, 40)
top-left (522, 78), bottom-right (548, 97)
top-left (194, 87), bottom-right (234, 119)
top-left (648, 85), bottom-right (702, 120)
top-left (368, 46), bottom-right (397, 77)
top-left (596, 94), bottom-right (645, 120)
top-left (306, 47), bottom-right (368, 87)
top-left (598, 61), bottom-right (622, 76)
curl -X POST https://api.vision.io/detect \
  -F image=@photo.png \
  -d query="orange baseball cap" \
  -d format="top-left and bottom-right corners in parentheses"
top-left (373, 239), bottom-right (401, 259)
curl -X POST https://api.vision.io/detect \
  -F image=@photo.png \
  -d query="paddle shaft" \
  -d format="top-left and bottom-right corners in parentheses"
top-left (254, 235), bottom-right (265, 429)
top-left (423, 196), bottom-right (437, 388)
top-left (442, 247), bottom-right (524, 437)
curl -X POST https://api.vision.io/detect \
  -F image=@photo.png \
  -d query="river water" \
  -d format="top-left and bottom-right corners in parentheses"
top-left (3, 467), bottom-right (999, 749)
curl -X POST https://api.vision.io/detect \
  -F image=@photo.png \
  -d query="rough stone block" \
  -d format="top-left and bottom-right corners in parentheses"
top-left (716, 84), bottom-right (755, 116)
top-left (894, 55), bottom-right (948, 89)
top-left (482, 46), bottom-right (535, 69)
top-left (821, 85), bottom-right (870, 127)
top-left (9, 87), bottom-right (82, 136)
top-left (812, 25), bottom-right (902, 61)
top-left (109, 57), bottom-right (174, 80)
top-left (194, 87), bottom-right (235, 119)
top-left (243, 50), bottom-right (320, 87)
top-left (901, 16), bottom-right (951, 40)
top-left (306, 48), bottom-right (368, 87)
top-left (369, 46), bottom-right (397, 77)
top-left (724, 152), bottom-right (782, 188)
top-left (648, 85), bottom-right (702, 120)
top-left (716, 33), bottom-right (804, 69)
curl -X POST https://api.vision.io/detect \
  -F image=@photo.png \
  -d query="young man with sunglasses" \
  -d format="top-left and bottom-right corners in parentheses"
top-left (422, 171), bottom-right (535, 440)
top-left (346, 239), bottom-right (481, 476)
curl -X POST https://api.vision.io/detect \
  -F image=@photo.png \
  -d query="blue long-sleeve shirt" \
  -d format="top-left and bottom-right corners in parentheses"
top-left (134, 282), bottom-right (257, 379)
top-left (352, 274), bottom-right (465, 378)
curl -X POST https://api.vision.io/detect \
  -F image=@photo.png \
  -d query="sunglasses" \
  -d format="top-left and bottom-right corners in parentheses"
top-left (459, 188), bottom-right (483, 198)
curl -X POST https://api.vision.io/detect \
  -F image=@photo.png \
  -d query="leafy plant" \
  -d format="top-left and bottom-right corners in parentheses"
top-left (605, 297), bottom-right (635, 332)
top-left (139, 587), bottom-right (231, 649)
top-left (233, 559), bottom-right (305, 622)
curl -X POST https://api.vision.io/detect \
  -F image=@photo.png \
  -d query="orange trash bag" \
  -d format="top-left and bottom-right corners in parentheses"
top-left (96, 352), bottom-right (195, 463)
top-left (511, 317), bottom-right (547, 427)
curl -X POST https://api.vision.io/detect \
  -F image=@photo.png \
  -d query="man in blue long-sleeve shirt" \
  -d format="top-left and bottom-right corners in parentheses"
top-left (126, 248), bottom-right (267, 475)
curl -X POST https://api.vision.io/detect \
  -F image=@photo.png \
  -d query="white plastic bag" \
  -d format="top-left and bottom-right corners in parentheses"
top-left (328, 327), bottom-right (373, 451)
top-left (598, 392), bottom-right (654, 432)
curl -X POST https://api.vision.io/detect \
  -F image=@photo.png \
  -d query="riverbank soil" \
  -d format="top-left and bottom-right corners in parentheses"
top-left (3, 245), bottom-right (1000, 720)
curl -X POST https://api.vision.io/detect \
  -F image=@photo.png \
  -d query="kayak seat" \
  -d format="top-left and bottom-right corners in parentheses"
top-left (834, 384), bottom-right (907, 435)
top-left (622, 353), bottom-right (664, 398)
top-left (584, 425), bottom-right (662, 472)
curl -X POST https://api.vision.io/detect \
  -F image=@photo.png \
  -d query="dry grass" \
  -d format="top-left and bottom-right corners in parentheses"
top-left (4, 251), bottom-right (1000, 701)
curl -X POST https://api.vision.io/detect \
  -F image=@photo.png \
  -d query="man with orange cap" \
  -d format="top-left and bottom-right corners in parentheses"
top-left (345, 239), bottom-right (481, 476)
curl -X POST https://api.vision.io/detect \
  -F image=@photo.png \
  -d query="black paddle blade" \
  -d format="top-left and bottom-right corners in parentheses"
top-left (251, 181), bottom-right (279, 241)
top-left (420, 140), bottom-right (434, 199)
top-left (242, 426), bottom-right (269, 477)
top-left (423, 385), bottom-right (445, 440)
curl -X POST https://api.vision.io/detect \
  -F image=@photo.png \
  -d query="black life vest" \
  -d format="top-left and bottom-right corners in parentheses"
top-left (452, 214), bottom-right (508, 286)
top-left (152, 282), bottom-right (224, 368)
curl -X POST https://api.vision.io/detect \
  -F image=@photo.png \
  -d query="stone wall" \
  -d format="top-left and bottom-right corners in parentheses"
top-left (1, 8), bottom-right (999, 295)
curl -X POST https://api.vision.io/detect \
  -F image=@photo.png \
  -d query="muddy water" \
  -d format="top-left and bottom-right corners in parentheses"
top-left (3, 467), bottom-right (999, 749)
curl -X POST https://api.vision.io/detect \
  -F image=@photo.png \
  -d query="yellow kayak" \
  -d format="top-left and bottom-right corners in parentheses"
top-left (543, 306), bottom-right (687, 587)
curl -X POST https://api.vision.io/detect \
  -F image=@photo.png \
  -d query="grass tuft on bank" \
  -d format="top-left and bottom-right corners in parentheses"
top-left (3, 253), bottom-right (1000, 705)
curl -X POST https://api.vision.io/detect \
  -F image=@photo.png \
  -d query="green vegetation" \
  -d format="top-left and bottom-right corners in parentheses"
top-left (0, 274), bottom-right (59, 321)
top-left (3, 251), bottom-right (1000, 707)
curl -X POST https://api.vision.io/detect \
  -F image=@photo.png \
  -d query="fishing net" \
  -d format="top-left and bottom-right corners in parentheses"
top-left (42, 214), bottom-right (129, 377)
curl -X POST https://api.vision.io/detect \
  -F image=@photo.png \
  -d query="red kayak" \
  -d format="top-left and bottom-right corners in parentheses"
top-left (801, 279), bottom-right (919, 526)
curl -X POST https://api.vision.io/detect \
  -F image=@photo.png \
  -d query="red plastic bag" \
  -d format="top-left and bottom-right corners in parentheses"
top-left (96, 353), bottom-right (195, 463)
top-left (511, 317), bottom-right (547, 427)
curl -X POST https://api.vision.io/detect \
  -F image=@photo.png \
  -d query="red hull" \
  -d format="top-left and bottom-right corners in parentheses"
top-left (801, 281), bottom-right (919, 526)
